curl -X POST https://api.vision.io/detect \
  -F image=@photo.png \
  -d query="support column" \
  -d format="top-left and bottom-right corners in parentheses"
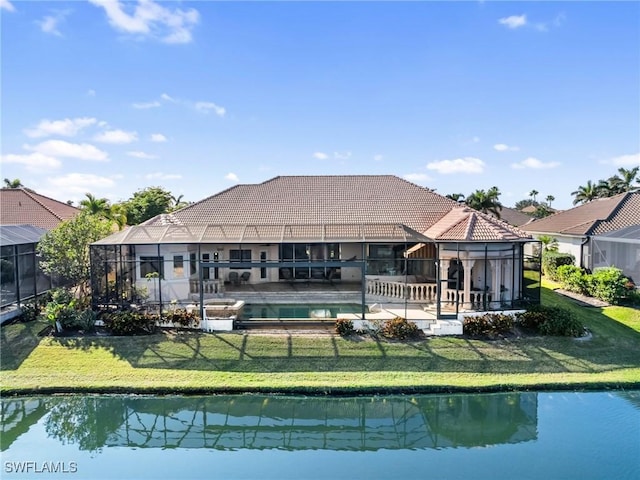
top-left (490, 258), bottom-right (502, 308)
top-left (462, 259), bottom-right (475, 310)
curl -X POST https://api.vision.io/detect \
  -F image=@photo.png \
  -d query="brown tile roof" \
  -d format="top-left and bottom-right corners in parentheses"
top-left (0, 188), bottom-right (80, 230)
top-left (522, 192), bottom-right (640, 236)
top-left (424, 206), bottom-right (531, 241)
top-left (136, 176), bottom-right (532, 243)
top-left (144, 175), bottom-right (461, 232)
top-left (491, 206), bottom-right (533, 227)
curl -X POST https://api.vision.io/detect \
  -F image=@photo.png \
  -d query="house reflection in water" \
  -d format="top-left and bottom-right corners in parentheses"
top-left (28, 393), bottom-right (537, 451)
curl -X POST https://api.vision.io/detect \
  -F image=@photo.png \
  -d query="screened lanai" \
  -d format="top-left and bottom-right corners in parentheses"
top-left (591, 225), bottom-right (640, 283)
top-left (1, 225), bottom-right (55, 314)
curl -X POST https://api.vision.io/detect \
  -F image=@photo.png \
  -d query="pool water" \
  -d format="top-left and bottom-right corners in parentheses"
top-left (241, 303), bottom-right (367, 319)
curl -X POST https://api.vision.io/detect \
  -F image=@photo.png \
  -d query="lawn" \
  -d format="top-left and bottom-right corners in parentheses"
top-left (2, 281), bottom-right (639, 395)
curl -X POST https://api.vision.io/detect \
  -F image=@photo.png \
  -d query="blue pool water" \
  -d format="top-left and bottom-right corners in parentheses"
top-left (241, 303), bottom-right (367, 319)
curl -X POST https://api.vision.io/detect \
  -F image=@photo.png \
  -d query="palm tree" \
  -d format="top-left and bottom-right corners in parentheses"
top-left (545, 195), bottom-right (555, 208)
top-left (465, 186), bottom-right (502, 218)
top-left (538, 235), bottom-right (559, 252)
top-left (3, 178), bottom-right (23, 188)
top-left (80, 193), bottom-right (111, 216)
top-left (571, 180), bottom-right (600, 205)
top-left (169, 194), bottom-right (189, 212)
top-left (529, 189), bottom-right (539, 204)
top-left (446, 193), bottom-right (465, 202)
top-left (617, 167), bottom-right (639, 192)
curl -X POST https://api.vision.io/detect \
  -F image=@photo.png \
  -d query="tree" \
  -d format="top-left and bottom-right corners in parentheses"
top-left (533, 204), bottom-right (553, 219)
top-left (446, 193), bottom-right (465, 202)
top-left (545, 195), bottom-right (555, 208)
top-left (617, 167), bottom-right (639, 192)
top-left (80, 193), bottom-right (111, 216)
top-left (514, 198), bottom-right (537, 211)
top-left (121, 186), bottom-right (173, 225)
top-left (538, 235), bottom-right (559, 252)
top-left (3, 178), bottom-right (23, 188)
top-left (37, 212), bottom-right (114, 297)
top-left (529, 190), bottom-right (539, 203)
top-left (571, 180), bottom-right (600, 205)
top-left (465, 186), bottom-right (502, 218)
top-left (169, 193), bottom-right (190, 212)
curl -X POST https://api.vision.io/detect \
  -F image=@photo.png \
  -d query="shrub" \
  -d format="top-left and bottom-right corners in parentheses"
top-left (516, 305), bottom-right (584, 337)
top-left (381, 317), bottom-right (420, 340)
top-left (43, 288), bottom-right (77, 331)
top-left (19, 300), bottom-right (42, 323)
top-left (101, 310), bottom-right (157, 335)
top-left (542, 251), bottom-right (575, 280)
top-left (164, 309), bottom-right (199, 327)
top-left (556, 265), bottom-right (589, 294)
top-left (587, 267), bottom-right (629, 304)
top-left (463, 313), bottom-right (514, 337)
top-left (335, 318), bottom-right (355, 336)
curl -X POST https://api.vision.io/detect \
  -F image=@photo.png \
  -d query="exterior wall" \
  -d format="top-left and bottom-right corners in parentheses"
top-left (530, 233), bottom-right (585, 266)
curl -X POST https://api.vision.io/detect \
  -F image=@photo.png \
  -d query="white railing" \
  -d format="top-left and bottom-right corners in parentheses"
top-left (442, 289), bottom-right (497, 310)
top-left (189, 279), bottom-right (224, 295)
top-left (366, 280), bottom-right (438, 302)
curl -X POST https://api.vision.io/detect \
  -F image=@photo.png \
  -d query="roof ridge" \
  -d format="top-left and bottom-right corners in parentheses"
top-left (464, 213), bottom-right (476, 240)
top-left (20, 189), bottom-right (68, 221)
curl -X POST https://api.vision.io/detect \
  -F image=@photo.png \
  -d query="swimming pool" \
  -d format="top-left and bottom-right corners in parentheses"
top-left (241, 303), bottom-right (367, 320)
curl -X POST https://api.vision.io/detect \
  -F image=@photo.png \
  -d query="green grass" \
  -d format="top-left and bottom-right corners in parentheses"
top-left (2, 281), bottom-right (639, 395)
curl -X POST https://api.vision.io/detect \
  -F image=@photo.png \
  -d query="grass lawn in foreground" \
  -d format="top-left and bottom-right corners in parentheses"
top-left (1, 281), bottom-right (639, 394)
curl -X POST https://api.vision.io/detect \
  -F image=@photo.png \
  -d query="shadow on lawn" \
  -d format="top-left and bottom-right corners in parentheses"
top-left (1, 320), bottom-right (50, 371)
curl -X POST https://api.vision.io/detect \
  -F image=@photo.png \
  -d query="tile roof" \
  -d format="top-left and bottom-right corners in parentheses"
top-left (0, 188), bottom-right (79, 230)
top-left (522, 192), bottom-right (640, 236)
top-left (491, 206), bottom-right (534, 227)
top-left (424, 206), bottom-right (531, 241)
top-left (144, 175), bottom-right (461, 233)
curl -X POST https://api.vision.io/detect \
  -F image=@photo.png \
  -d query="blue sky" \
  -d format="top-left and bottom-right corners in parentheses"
top-left (1, 1), bottom-right (639, 210)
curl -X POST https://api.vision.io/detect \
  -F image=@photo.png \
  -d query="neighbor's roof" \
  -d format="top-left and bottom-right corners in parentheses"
top-left (522, 192), bottom-right (640, 236)
top-left (0, 188), bottom-right (79, 230)
top-left (424, 206), bottom-right (531, 242)
top-left (592, 225), bottom-right (640, 244)
top-left (97, 175), bottom-right (532, 245)
top-left (0, 224), bottom-right (48, 246)
top-left (489, 206), bottom-right (533, 227)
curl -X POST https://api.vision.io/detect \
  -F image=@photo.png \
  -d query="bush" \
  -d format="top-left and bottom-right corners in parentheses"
top-left (164, 309), bottom-right (199, 327)
top-left (516, 305), bottom-right (584, 337)
top-left (43, 288), bottom-right (77, 331)
top-left (101, 310), bottom-right (158, 335)
top-left (587, 267), bottom-right (629, 304)
top-left (335, 318), bottom-right (355, 336)
top-left (381, 317), bottom-right (420, 340)
top-left (463, 313), bottom-right (514, 337)
top-left (556, 265), bottom-right (589, 294)
top-left (542, 251), bottom-right (575, 280)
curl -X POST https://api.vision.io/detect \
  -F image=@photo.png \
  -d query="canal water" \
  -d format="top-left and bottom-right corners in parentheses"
top-left (1, 391), bottom-right (638, 479)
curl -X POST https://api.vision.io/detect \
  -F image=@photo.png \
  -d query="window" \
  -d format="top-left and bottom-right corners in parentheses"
top-left (173, 255), bottom-right (184, 278)
top-left (140, 256), bottom-right (164, 278)
top-left (230, 249), bottom-right (252, 269)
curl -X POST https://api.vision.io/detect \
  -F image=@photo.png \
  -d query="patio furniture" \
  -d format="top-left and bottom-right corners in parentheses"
top-left (240, 272), bottom-right (251, 284)
top-left (228, 271), bottom-right (240, 286)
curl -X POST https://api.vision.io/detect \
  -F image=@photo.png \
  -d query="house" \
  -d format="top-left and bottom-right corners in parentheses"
top-left (490, 206), bottom-right (533, 227)
top-left (521, 191), bottom-right (640, 280)
top-left (0, 188), bottom-right (79, 321)
top-left (91, 176), bottom-right (539, 330)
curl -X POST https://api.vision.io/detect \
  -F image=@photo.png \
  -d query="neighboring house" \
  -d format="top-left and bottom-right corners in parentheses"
top-left (521, 192), bottom-right (640, 280)
top-left (0, 189), bottom-right (79, 320)
top-left (91, 176), bottom-right (538, 324)
top-left (491, 206), bottom-right (533, 227)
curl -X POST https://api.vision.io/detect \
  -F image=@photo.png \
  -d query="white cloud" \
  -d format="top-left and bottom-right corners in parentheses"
top-left (93, 129), bottom-right (138, 144)
top-left (37, 10), bottom-right (70, 36)
top-left (127, 151), bottom-right (157, 159)
top-left (133, 100), bottom-right (161, 109)
top-left (498, 14), bottom-right (527, 29)
top-left (49, 173), bottom-right (116, 192)
top-left (511, 157), bottom-right (561, 169)
top-left (333, 151), bottom-right (352, 160)
top-left (225, 172), bottom-right (239, 182)
top-left (24, 117), bottom-right (97, 138)
top-left (89, 0), bottom-right (199, 44)
top-left (472, 136), bottom-right (480, 143)
top-left (374, 154), bottom-right (383, 162)
top-left (160, 93), bottom-right (176, 102)
top-left (606, 153), bottom-right (640, 167)
top-left (0, 0), bottom-right (15, 12)
top-left (0, 152), bottom-right (61, 172)
top-left (145, 172), bottom-right (181, 180)
top-left (150, 133), bottom-right (167, 142)
top-left (426, 157), bottom-right (485, 174)
top-left (403, 173), bottom-right (432, 183)
top-left (195, 102), bottom-right (226, 116)
top-left (313, 152), bottom-right (329, 160)
top-left (493, 143), bottom-right (520, 152)
top-left (25, 140), bottom-right (109, 161)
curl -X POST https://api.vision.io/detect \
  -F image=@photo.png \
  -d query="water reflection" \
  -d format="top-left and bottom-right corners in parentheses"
top-left (2, 393), bottom-right (539, 452)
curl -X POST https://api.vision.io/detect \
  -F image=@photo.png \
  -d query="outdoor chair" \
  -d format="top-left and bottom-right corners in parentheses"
top-left (240, 272), bottom-right (251, 284)
top-left (228, 271), bottom-right (240, 286)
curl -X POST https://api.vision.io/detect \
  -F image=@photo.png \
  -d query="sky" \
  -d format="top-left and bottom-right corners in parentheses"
top-left (1, 1), bottom-right (639, 210)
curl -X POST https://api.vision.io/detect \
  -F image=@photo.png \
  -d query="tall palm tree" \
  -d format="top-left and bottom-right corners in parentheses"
top-left (545, 195), bottom-right (555, 208)
top-left (571, 180), bottom-right (600, 205)
top-left (465, 186), bottom-right (502, 218)
top-left (80, 193), bottom-right (111, 216)
top-left (3, 178), bottom-right (23, 188)
top-left (529, 189), bottom-right (539, 204)
top-left (538, 235), bottom-right (559, 252)
top-left (446, 193), bottom-right (465, 202)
